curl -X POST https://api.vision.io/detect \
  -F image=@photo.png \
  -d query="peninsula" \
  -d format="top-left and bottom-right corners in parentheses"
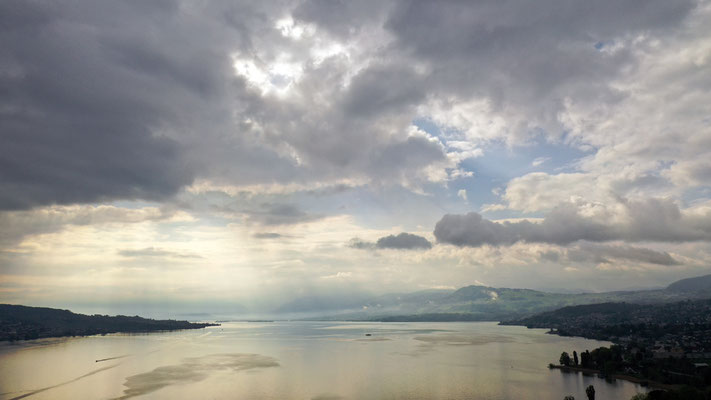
top-left (0, 304), bottom-right (219, 341)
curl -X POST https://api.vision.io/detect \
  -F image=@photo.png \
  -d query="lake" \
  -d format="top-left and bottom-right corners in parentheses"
top-left (0, 321), bottom-right (647, 400)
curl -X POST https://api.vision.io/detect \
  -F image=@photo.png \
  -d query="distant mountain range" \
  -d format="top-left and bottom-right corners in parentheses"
top-left (283, 273), bottom-right (711, 321)
top-left (3, 274), bottom-right (710, 335)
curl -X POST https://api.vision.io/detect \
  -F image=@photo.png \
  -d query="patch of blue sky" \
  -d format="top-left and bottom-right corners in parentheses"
top-left (414, 118), bottom-right (447, 138)
top-left (414, 119), bottom-right (593, 219)
top-left (681, 186), bottom-right (711, 208)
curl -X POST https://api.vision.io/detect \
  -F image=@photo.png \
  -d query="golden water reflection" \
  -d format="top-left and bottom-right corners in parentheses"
top-left (0, 321), bottom-right (648, 400)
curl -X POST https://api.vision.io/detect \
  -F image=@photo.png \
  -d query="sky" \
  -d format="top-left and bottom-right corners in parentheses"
top-left (1, 0), bottom-right (711, 314)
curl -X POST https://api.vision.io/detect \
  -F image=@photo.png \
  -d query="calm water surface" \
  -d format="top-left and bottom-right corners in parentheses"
top-left (0, 321), bottom-right (647, 400)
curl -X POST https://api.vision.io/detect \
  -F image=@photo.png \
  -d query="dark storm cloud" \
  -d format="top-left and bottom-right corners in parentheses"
top-left (434, 199), bottom-right (711, 247)
top-left (376, 232), bottom-right (432, 249)
top-left (0, 1), bottom-right (317, 212)
top-left (435, 213), bottom-right (546, 247)
top-left (0, 0), bottom-right (457, 211)
top-left (0, 1), bottom-right (207, 210)
top-left (349, 232), bottom-right (432, 250)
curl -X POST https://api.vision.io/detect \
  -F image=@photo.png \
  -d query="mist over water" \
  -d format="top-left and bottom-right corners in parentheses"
top-left (0, 322), bottom-right (647, 400)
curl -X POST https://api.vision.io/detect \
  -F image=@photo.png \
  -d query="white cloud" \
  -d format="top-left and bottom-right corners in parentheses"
top-left (531, 157), bottom-right (550, 167)
top-left (457, 189), bottom-right (468, 201)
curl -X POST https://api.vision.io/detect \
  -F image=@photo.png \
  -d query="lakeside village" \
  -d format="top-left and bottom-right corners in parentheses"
top-left (529, 300), bottom-right (711, 399)
top-left (550, 303), bottom-right (711, 360)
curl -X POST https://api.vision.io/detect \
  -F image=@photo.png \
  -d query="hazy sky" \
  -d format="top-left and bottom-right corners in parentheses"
top-left (2, 0), bottom-right (711, 312)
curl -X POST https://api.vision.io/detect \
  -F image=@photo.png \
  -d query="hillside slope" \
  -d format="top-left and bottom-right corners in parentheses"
top-left (667, 273), bottom-right (711, 292)
top-left (0, 304), bottom-right (218, 341)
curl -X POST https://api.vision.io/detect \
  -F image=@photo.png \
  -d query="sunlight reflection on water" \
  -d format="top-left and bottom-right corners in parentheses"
top-left (0, 321), bottom-right (647, 400)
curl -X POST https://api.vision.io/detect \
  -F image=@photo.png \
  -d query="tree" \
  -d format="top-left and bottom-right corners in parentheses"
top-left (573, 351), bottom-right (579, 366)
top-left (560, 351), bottom-right (572, 366)
top-left (629, 394), bottom-right (647, 400)
top-left (581, 350), bottom-right (591, 368)
top-left (585, 385), bottom-right (595, 400)
top-left (591, 347), bottom-right (611, 369)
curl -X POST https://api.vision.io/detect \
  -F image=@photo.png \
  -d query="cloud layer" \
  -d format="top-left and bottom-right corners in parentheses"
top-left (435, 198), bottom-right (711, 247)
top-left (2, 0), bottom-right (711, 304)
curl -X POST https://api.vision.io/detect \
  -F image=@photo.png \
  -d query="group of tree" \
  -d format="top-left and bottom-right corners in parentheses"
top-left (559, 350), bottom-right (589, 367)
top-left (557, 344), bottom-right (711, 400)
top-left (559, 345), bottom-right (625, 375)
top-left (562, 384), bottom-right (595, 400)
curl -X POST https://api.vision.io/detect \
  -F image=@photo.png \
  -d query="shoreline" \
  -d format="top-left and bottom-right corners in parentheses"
top-left (1, 304), bottom-right (221, 343)
top-left (550, 364), bottom-right (678, 390)
top-left (0, 324), bottom-right (220, 343)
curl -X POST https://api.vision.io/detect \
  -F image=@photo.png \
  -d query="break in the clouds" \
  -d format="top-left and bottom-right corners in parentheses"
top-left (2, 0), bottom-right (711, 307)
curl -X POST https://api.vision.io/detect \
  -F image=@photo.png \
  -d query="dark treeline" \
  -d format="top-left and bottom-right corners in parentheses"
top-left (0, 304), bottom-right (218, 341)
top-left (554, 344), bottom-right (711, 400)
